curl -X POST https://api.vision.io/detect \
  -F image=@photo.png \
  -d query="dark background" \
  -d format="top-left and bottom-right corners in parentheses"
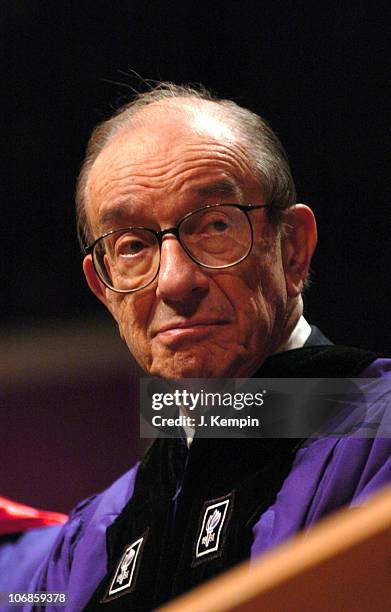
top-left (1, 2), bottom-right (390, 511)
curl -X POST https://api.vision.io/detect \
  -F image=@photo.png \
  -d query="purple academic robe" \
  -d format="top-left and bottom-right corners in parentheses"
top-left (19, 359), bottom-right (391, 612)
top-left (0, 526), bottom-right (63, 594)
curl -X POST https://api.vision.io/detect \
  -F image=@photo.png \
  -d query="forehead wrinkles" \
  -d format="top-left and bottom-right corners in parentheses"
top-left (87, 134), bottom-right (257, 223)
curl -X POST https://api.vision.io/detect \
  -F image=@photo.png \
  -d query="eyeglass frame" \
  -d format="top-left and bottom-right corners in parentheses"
top-left (83, 203), bottom-right (276, 294)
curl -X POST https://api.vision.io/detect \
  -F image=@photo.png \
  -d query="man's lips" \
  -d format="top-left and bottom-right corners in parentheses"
top-left (152, 318), bottom-right (230, 340)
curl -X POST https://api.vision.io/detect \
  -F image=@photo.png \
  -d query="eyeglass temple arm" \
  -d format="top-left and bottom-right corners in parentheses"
top-left (243, 204), bottom-right (275, 212)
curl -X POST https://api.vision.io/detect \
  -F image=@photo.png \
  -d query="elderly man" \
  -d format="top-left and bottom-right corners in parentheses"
top-left (27, 84), bottom-right (390, 610)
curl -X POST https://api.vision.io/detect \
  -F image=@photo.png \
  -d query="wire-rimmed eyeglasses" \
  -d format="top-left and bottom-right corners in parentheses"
top-left (84, 203), bottom-right (274, 293)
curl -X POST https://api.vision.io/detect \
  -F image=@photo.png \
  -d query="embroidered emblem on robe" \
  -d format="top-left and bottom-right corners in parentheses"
top-left (105, 535), bottom-right (145, 600)
top-left (195, 495), bottom-right (231, 561)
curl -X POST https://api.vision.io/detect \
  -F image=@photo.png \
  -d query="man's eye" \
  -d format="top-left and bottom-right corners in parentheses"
top-left (200, 218), bottom-right (229, 235)
top-left (194, 211), bottom-right (229, 232)
top-left (210, 220), bottom-right (228, 232)
top-left (117, 239), bottom-right (147, 257)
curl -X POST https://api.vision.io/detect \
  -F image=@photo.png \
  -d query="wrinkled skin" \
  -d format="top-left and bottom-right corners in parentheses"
top-left (83, 101), bottom-right (317, 378)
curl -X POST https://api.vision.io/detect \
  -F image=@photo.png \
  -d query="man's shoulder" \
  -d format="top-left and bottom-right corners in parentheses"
top-left (258, 343), bottom-right (387, 378)
top-left (68, 462), bottom-right (140, 529)
top-left (359, 356), bottom-right (391, 377)
top-left (38, 463), bottom-right (140, 564)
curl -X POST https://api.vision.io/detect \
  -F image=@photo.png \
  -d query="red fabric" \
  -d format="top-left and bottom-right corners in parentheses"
top-left (0, 495), bottom-right (68, 535)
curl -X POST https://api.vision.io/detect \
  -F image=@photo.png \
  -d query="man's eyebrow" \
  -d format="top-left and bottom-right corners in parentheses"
top-left (193, 180), bottom-right (243, 200)
top-left (98, 203), bottom-right (136, 230)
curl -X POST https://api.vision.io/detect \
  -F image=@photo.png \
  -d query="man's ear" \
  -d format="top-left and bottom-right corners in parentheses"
top-left (83, 255), bottom-right (110, 307)
top-left (281, 204), bottom-right (317, 297)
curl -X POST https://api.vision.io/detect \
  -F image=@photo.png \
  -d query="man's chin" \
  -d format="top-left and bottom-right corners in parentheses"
top-left (148, 350), bottom-right (232, 379)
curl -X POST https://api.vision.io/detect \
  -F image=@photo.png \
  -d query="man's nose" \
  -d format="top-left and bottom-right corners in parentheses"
top-left (156, 236), bottom-right (209, 302)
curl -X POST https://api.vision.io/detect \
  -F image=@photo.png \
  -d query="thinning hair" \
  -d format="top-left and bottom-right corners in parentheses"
top-left (76, 82), bottom-right (297, 248)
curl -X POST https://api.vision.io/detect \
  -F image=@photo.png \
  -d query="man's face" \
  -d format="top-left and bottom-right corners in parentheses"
top-left (84, 105), bottom-right (291, 378)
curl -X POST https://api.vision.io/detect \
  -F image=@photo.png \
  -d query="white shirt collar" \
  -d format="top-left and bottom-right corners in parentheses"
top-left (275, 315), bottom-right (312, 353)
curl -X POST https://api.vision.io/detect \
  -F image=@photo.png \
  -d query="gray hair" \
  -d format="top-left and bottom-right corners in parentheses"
top-left (76, 82), bottom-right (297, 248)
